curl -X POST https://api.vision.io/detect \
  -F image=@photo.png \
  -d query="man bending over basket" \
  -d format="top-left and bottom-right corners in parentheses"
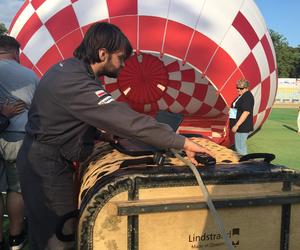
top-left (17, 22), bottom-right (212, 250)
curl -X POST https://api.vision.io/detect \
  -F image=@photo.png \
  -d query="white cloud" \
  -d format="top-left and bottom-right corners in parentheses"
top-left (0, 0), bottom-right (24, 29)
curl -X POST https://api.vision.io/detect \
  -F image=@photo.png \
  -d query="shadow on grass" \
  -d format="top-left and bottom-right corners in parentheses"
top-left (282, 124), bottom-right (298, 133)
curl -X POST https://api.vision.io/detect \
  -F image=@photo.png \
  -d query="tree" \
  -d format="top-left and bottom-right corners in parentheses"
top-left (270, 30), bottom-right (300, 78)
top-left (293, 46), bottom-right (300, 78)
top-left (0, 22), bottom-right (7, 35)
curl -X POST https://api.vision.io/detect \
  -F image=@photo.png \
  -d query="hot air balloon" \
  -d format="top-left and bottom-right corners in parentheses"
top-left (9, 0), bottom-right (277, 146)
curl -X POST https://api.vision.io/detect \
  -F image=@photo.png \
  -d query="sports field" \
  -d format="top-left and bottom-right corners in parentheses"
top-left (248, 107), bottom-right (300, 170)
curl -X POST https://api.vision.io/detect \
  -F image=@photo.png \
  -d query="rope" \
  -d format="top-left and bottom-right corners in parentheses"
top-left (170, 149), bottom-right (234, 250)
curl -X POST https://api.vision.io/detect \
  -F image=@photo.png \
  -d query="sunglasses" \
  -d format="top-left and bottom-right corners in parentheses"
top-left (236, 87), bottom-right (245, 90)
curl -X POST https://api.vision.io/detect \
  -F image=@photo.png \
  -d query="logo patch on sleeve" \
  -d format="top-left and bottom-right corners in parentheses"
top-left (98, 96), bottom-right (114, 105)
top-left (95, 90), bottom-right (106, 98)
top-left (95, 89), bottom-right (114, 105)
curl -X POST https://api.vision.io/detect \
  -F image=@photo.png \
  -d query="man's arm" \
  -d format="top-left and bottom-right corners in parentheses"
top-left (231, 111), bottom-right (250, 133)
top-left (67, 79), bottom-right (214, 163)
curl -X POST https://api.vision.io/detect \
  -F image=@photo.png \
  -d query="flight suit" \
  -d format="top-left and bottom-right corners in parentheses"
top-left (17, 58), bottom-right (185, 250)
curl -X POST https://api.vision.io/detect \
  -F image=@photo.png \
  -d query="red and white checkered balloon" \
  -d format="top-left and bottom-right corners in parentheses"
top-left (9, 0), bottom-right (277, 146)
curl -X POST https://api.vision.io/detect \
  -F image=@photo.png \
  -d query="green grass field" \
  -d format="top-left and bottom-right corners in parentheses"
top-left (248, 108), bottom-right (300, 170)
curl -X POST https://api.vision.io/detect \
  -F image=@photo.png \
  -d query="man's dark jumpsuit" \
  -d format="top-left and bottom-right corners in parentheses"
top-left (17, 58), bottom-right (185, 250)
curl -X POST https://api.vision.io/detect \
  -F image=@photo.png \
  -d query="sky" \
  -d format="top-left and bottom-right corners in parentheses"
top-left (0, 0), bottom-right (23, 28)
top-left (0, 0), bottom-right (299, 47)
top-left (255, 0), bottom-right (300, 47)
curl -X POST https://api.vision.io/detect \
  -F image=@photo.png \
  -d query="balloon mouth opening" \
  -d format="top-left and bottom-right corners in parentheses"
top-left (102, 52), bottom-right (229, 145)
top-left (118, 53), bottom-right (168, 105)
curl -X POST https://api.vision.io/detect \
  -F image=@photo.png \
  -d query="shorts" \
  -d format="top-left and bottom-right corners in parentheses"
top-left (0, 132), bottom-right (25, 193)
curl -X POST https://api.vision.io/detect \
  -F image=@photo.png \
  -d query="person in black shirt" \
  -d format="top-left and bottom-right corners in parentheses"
top-left (229, 79), bottom-right (254, 156)
top-left (16, 22), bottom-right (212, 250)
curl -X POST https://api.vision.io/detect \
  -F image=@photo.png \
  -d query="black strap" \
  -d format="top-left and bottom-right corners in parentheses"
top-left (239, 153), bottom-right (275, 163)
top-left (120, 157), bottom-right (154, 168)
top-left (56, 210), bottom-right (79, 242)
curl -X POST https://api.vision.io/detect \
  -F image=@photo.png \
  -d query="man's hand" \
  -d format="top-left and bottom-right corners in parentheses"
top-left (0, 100), bottom-right (26, 118)
top-left (183, 138), bottom-right (215, 165)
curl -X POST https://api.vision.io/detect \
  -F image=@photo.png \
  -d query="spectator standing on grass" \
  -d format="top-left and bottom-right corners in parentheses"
top-left (229, 79), bottom-right (254, 156)
top-left (0, 35), bottom-right (39, 249)
top-left (297, 106), bottom-right (300, 134)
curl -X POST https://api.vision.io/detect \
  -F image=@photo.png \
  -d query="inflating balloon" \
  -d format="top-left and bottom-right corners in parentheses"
top-left (9, 0), bottom-right (277, 146)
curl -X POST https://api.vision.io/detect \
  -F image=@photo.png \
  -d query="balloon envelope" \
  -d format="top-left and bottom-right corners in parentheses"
top-left (9, 0), bottom-right (277, 146)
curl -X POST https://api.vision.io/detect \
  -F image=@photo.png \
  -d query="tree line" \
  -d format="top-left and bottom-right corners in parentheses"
top-left (270, 30), bottom-right (300, 78)
top-left (1, 22), bottom-right (299, 78)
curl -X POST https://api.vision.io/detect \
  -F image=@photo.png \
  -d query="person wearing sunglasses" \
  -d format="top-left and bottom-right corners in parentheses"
top-left (229, 79), bottom-right (254, 156)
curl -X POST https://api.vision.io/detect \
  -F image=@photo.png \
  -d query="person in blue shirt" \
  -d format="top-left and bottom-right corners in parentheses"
top-left (0, 34), bottom-right (39, 249)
